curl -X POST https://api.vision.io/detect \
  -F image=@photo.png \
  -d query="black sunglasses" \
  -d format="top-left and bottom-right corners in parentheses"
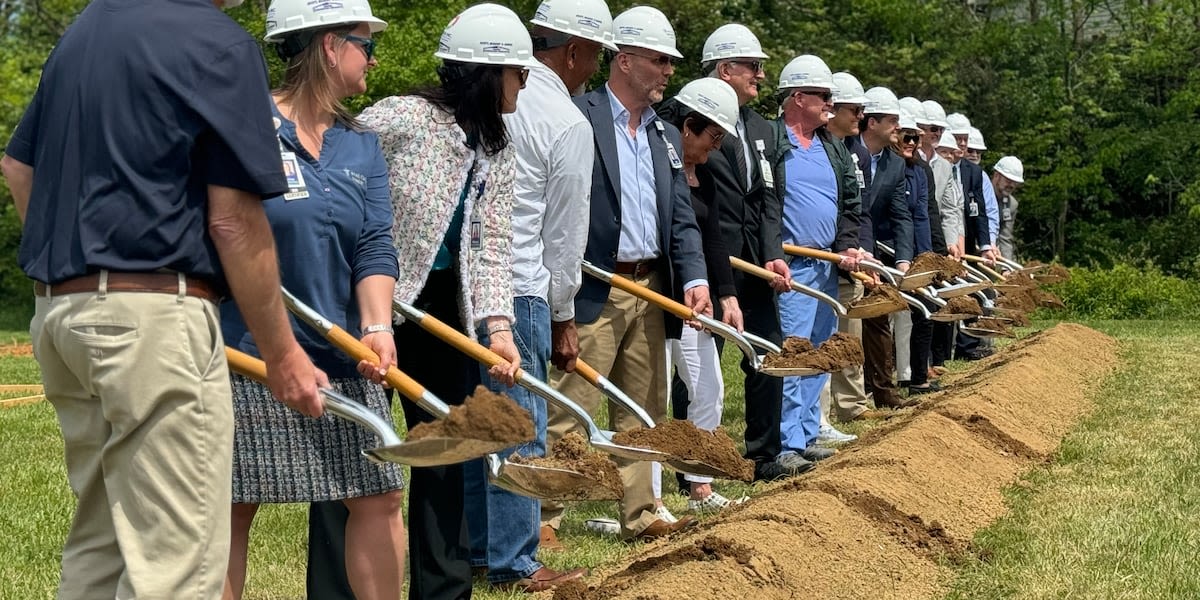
top-left (622, 50), bottom-right (678, 68)
top-left (341, 34), bottom-right (376, 61)
top-left (508, 66), bottom-right (531, 87)
top-left (797, 89), bottom-right (833, 102)
top-left (728, 60), bottom-right (764, 73)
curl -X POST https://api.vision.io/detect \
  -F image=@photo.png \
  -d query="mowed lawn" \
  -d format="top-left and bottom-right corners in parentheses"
top-left (3, 320), bottom-right (1200, 598)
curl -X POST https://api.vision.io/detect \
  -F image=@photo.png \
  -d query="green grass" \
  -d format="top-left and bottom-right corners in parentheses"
top-left (7, 321), bottom-right (1200, 598)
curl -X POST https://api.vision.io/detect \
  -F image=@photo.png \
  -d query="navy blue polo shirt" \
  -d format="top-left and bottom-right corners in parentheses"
top-left (5, 0), bottom-right (288, 285)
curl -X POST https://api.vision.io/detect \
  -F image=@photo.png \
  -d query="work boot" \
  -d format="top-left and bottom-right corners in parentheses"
top-left (495, 566), bottom-right (588, 593)
top-left (777, 452), bottom-right (815, 475)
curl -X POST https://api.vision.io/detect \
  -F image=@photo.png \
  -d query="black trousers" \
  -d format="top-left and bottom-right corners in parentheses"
top-left (671, 275), bottom-right (783, 475)
top-left (931, 321), bottom-right (955, 366)
top-left (908, 303), bottom-right (934, 387)
top-left (307, 501), bottom-right (354, 599)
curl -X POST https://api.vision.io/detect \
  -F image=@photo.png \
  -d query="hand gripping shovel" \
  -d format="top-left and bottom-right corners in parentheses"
top-left (580, 261), bottom-right (765, 372)
top-left (225, 347), bottom-right (417, 466)
top-left (279, 288), bottom-right (526, 467)
top-left (571, 358), bottom-right (741, 480)
top-left (729, 256), bottom-right (848, 317)
top-left (780, 244), bottom-right (914, 318)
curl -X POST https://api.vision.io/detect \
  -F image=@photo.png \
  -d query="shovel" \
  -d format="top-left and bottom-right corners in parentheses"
top-left (780, 244), bottom-right (912, 318)
top-left (916, 289), bottom-right (981, 322)
top-left (729, 256), bottom-right (848, 317)
top-left (279, 288), bottom-right (527, 468)
top-left (872, 242), bottom-right (990, 299)
top-left (782, 244), bottom-right (934, 291)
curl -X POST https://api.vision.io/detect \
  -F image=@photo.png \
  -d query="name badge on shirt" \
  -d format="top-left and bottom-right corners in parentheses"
top-left (469, 219), bottom-right (482, 251)
top-left (855, 167), bottom-right (866, 190)
top-left (968, 197), bottom-right (980, 217)
top-left (655, 121), bottom-right (683, 169)
top-left (1002, 208), bottom-right (1012, 221)
top-left (754, 139), bottom-right (774, 185)
top-left (280, 151), bottom-right (309, 201)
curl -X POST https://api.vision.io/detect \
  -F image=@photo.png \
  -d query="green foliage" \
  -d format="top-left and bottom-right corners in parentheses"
top-left (1048, 262), bottom-right (1200, 320)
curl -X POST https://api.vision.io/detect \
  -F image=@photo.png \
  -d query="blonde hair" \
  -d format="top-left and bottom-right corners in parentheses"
top-left (275, 25), bottom-right (362, 130)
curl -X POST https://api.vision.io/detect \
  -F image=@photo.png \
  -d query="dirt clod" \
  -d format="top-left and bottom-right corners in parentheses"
top-left (612, 421), bottom-right (754, 482)
top-left (938, 295), bottom-right (983, 316)
top-left (850, 283), bottom-right (907, 314)
top-left (974, 317), bottom-right (1013, 335)
top-left (911, 252), bottom-right (966, 281)
top-left (996, 288), bottom-right (1037, 312)
top-left (508, 432), bottom-right (623, 500)
top-left (762, 332), bottom-right (864, 372)
top-left (406, 385), bottom-right (534, 443)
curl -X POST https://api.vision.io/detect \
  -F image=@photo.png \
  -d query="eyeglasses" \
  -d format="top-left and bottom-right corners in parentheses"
top-left (728, 60), bottom-right (764, 73)
top-left (796, 89), bottom-right (833, 102)
top-left (922, 125), bottom-right (945, 134)
top-left (903, 133), bottom-right (921, 144)
top-left (341, 34), bottom-right (376, 61)
top-left (838, 104), bottom-right (865, 117)
top-left (702, 127), bottom-right (726, 145)
top-left (622, 50), bottom-right (677, 68)
top-left (508, 66), bottom-right (531, 87)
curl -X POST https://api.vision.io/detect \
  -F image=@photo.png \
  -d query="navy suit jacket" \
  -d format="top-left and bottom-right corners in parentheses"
top-left (572, 86), bottom-right (707, 338)
top-left (958, 160), bottom-right (991, 252)
top-left (851, 138), bottom-right (914, 263)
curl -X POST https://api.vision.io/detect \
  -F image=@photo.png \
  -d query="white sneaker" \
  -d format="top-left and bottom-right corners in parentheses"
top-left (687, 491), bottom-right (748, 514)
top-left (654, 505), bottom-right (679, 524)
top-left (817, 424), bottom-right (858, 445)
top-left (584, 517), bottom-right (620, 536)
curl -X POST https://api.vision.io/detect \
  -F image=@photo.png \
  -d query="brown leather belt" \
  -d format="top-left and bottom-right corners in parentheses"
top-left (613, 260), bottom-right (657, 279)
top-left (34, 272), bottom-right (221, 303)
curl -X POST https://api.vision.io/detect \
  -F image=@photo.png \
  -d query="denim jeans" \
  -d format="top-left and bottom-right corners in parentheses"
top-left (463, 296), bottom-right (550, 583)
top-left (779, 256), bottom-right (840, 453)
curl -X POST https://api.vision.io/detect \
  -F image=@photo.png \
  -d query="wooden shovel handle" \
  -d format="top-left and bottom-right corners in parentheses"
top-left (323, 326), bottom-right (427, 404)
top-left (226, 347), bottom-right (269, 383)
top-left (605, 272), bottom-right (696, 321)
top-left (962, 255), bottom-right (1006, 280)
top-left (573, 359), bottom-right (602, 386)
top-left (781, 244), bottom-right (874, 285)
top-left (409, 309), bottom-right (525, 376)
top-left (729, 256), bottom-right (779, 281)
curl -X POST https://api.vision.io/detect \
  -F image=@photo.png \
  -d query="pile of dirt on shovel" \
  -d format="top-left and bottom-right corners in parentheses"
top-left (560, 323), bottom-right (1119, 600)
top-left (972, 317), bottom-right (1014, 336)
top-left (910, 252), bottom-right (966, 280)
top-left (762, 332), bottom-right (864, 372)
top-left (938, 295), bottom-right (983, 316)
top-left (1001, 271), bottom-right (1039, 289)
top-left (509, 432), bottom-right (623, 500)
top-left (849, 283), bottom-right (907, 311)
top-left (612, 421), bottom-right (755, 482)
top-left (407, 385), bottom-right (534, 443)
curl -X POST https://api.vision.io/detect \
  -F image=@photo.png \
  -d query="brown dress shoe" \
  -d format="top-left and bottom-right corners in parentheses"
top-left (634, 516), bottom-right (696, 540)
top-left (496, 566), bottom-right (588, 593)
top-left (539, 524), bottom-right (564, 551)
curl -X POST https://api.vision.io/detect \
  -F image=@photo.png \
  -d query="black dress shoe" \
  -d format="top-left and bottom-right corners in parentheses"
top-left (753, 460), bottom-right (790, 482)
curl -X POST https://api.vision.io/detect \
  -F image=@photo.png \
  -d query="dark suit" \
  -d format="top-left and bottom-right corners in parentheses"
top-left (544, 86), bottom-right (706, 537)
top-left (955, 159), bottom-right (991, 358)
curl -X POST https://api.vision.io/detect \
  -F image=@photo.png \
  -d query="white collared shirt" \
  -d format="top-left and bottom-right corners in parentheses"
top-left (503, 62), bottom-right (594, 322)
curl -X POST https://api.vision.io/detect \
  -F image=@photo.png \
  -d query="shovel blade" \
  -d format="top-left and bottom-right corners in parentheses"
top-left (364, 437), bottom-right (519, 467)
top-left (934, 282), bottom-right (990, 299)
top-left (898, 271), bottom-right (939, 291)
top-left (929, 312), bottom-right (977, 322)
top-left (845, 300), bottom-right (907, 319)
top-left (496, 462), bottom-right (623, 501)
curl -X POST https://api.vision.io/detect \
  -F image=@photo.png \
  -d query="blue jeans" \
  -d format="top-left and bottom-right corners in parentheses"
top-left (778, 256), bottom-right (840, 453)
top-left (464, 296), bottom-right (550, 583)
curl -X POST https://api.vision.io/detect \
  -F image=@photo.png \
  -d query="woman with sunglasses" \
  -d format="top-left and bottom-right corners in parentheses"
top-left (891, 117), bottom-right (938, 395)
top-left (656, 78), bottom-right (747, 511)
top-left (355, 4), bottom-right (534, 598)
top-left (220, 1), bottom-right (404, 599)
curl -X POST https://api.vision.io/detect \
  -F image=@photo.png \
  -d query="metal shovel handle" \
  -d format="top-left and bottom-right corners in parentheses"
top-left (280, 287), bottom-right (450, 419)
top-left (782, 244), bottom-right (876, 286)
top-left (573, 359), bottom-right (657, 428)
top-left (729, 256), bottom-right (848, 317)
top-left (225, 347), bottom-right (403, 447)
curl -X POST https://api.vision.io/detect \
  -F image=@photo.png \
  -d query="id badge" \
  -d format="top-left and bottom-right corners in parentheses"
top-left (968, 198), bottom-right (979, 217)
top-left (665, 141), bottom-right (683, 169)
top-left (855, 167), bottom-right (866, 190)
top-left (469, 219), bottom-right (482, 251)
top-left (1002, 208), bottom-right (1012, 220)
top-left (760, 159), bottom-right (774, 185)
top-left (280, 151), bottom-right (309, 201)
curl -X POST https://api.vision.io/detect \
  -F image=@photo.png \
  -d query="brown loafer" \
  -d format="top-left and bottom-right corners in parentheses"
top-left (539, 524), bottom-right (564, 552)
top-left (496, 566), bottom-right (588, 593)
top-left (634, 516), bottom-right (696, 541)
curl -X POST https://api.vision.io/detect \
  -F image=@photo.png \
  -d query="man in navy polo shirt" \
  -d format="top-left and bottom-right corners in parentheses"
top-left (0, 0), bottom-right (325, 597)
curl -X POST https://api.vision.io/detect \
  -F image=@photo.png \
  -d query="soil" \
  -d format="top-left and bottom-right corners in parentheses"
top-left (996, 288), bottom-right (1037, 312)
top-left (612, 421), bottom-right (755, 482)
top-left (849, 283), bottom-right (907, 312)
top-left (406, 385), bottom-right (534, 443)
top-left (938, 295), bottom-right (983, 316)
top-left (1032, 288), bottom-right (1067, 309)
top-left (1001, 271), bottom-right (1039, 289)
top-left (1003, 311), bottom-right (1032, 327)
top-left (569, 323), bottom-right (1119, 599)
top-left (762, 333), bottom-right (864, 372)
top-left (910, 252), bottom-right (966, 281)
top-left (1026, 261), bottom-right (1072, 283)
top-left (508, 432), bottom-right (624, 500)
top-left (973, 317), bottom-right (1013, 335)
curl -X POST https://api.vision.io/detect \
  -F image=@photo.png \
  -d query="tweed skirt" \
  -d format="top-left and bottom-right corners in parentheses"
top-left (230, 373), bottom-right (405, 504)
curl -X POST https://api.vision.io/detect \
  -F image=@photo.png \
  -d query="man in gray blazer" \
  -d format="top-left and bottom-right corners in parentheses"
top-left (542, 5), bottom-right (709, 544)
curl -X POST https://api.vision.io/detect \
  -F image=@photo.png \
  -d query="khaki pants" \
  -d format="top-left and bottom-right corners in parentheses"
top-left (31, 283), bottom-right (232, 600)
top-left (820, 278), bottom-right (871, 422)
top-left (541, 272), bottom-right (668, 539)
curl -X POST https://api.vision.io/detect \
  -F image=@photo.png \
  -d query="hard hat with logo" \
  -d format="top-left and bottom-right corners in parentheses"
top-left (435, 3), bottom-right (538, 67)
top-left (936, 130), bottom-right (958, 150)
top-left (530, 0), bottom-right (618, 52)
top-left (899, 109), bottom-right (919, 131)
top-left (899, 97), bottom-right (927, 124)
top-left (831, 72), bottom-right (868, 105)
top-left (612, 6), bottom-right (682, 58)
top-left (265, 0), bottom-right (387, 43)
top-left (946, 112), bottom-right (972, 135)
top-left (968, 127), bottom-right (987, 150)
top-left (701, 23), bottom-right (768, 64)
top-left (778, 54), bottom-right (834, 92)
top-left (994, 156), bottom-right (1024, 183)
top-left (920, 100), bottom-right (950, 129)
top-left (863, 86), bottom-right (901, 116)
top-left (674, 78), bottom-right (740, 136)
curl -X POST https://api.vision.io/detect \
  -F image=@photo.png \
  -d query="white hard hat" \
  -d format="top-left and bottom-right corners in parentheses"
top-left (899, 97), bottom-right (927, 123)
top-left (701, 24), bottom-right (768, 64)
top-left (613, 6), bottom-right (682, 58)
top-left (994, 156), bottom-right (1025, 183)
top-left (968, 127), bottom-right (987, 150)
top-left (530, 0), bottom-right (618, 52)
top-left (435, 4), bottom-right (538, 67)
top-left (937, 130), bottom-right (958, 150)
top-left (920, 100), bottom-right (949, 128)
top-left (674, 79), bottom-right (740, 136)
top-left (265, 0), bottom-right (387, 43)
top-left (946, 112), bottom-right (972, 135)
top-left (863, 86), bottom-right (901, 116)
top-left (831, 72), bottom-right (868, 105)
top-left (778, 54), bottom-right (834, 92)
top-left (899, 109), bottom-right (919, 131)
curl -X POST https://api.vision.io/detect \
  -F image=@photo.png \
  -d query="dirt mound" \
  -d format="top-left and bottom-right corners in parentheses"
top-left (571, 323), bottom-right (1118, 599)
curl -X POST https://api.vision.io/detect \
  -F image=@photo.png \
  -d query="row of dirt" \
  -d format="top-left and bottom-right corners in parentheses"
top-left (554, 323), bottom-right (1119, 600)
